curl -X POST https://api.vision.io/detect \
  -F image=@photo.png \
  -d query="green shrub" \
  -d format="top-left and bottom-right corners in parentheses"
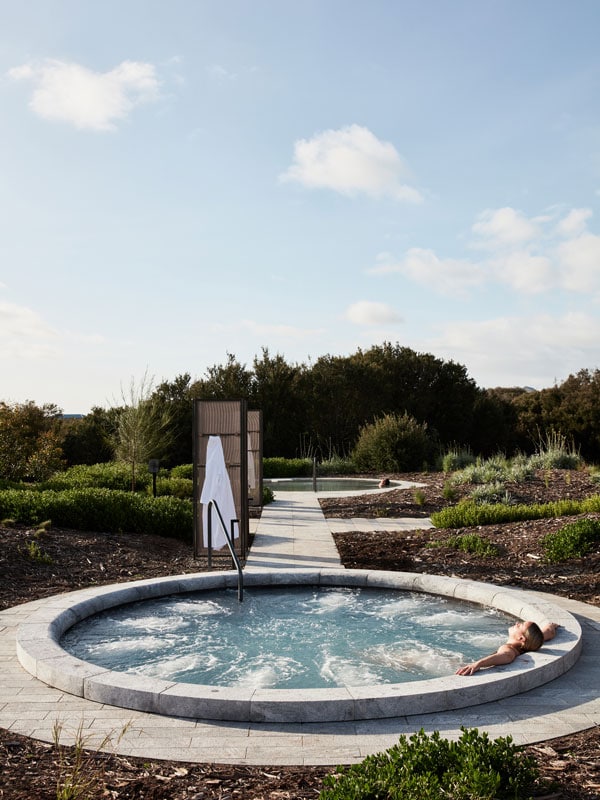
top-left (44, 462), bottom-right (151, 493)
top-left (263, 457), bottom-right (313, 478)
top-left (530, 430), bottom-right (582, 470)
top-left (469, 482), bottom-right (512, 506)
top-left (319, 727), bottom-right (539, 800)
top-left (318, 456), bottom-right (357, 476)
top-left (413, 488), bottom-right (426, 506)
top-left (432, 495), bottom-right (600, 528)
top-left (542, 518), bottom-right (600, 562)
top-left (151, 476), bottom-right (194, 499)
top-left (352, 413), bottom-right (434, 473)
top-left (262, 485), bottom-right (274, 504)
top-left (451, 460), bottom-right (509, 486)
top-left (0, 488), bottom-right (192, 541)
top-left (21, 539), bottom-right (53, 564)
top-left (441, 447), bottom-right (475, 473)
top-left (442, 482), bottom-right (459, 502)
top-left (429, 533), bottom-right (499, 557)
top-left (170, 463), bottom-right (193, 480)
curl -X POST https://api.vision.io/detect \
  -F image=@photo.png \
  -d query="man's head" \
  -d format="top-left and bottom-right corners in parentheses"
top-left (509, 620), bottom-right (544, 652)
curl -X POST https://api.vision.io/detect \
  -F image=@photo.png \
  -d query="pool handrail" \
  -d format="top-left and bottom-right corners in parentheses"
top-left (206, 499), bottom-right (243, 601)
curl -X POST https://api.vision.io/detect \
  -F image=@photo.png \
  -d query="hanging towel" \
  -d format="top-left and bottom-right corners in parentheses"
top-left (200, 435), bottom-right (239, 549)
top-left (247, 433), bottom-right (257, 490)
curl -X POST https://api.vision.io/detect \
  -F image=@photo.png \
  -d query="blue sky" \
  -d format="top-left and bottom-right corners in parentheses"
top-left (2, 1), bottom-right (600, 413)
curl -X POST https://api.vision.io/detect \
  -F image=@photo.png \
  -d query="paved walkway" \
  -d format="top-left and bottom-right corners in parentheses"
top-left (0, 493), bottom-right (599, 765)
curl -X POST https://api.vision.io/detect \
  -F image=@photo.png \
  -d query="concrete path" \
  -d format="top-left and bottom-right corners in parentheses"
top-left (0, 492), bottom-right (599, 765)
top-left (246, 490), bottom-right (433, 569)
top-left (246, 492), bottom-right (341, 569)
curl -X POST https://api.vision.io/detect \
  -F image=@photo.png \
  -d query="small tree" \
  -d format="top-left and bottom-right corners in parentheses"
top-left (352, 412), bottom-right (434, 472)
top-left (113, 375), bottom-right (173, 491)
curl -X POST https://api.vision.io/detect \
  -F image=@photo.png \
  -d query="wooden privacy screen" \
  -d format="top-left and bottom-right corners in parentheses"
top-left (247, 409), bottom-right (263, 507)
top-left (193, 400), bottom-right (249, 559)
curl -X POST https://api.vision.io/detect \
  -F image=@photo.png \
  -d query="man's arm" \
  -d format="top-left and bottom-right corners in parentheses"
top-left (541, 622), bottom-right (559, 641)
top-left (455, 644), bottom-right (518, 676)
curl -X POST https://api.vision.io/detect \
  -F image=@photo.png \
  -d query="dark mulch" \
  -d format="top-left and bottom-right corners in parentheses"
top-left (1, 468), bottom-right (599, 798)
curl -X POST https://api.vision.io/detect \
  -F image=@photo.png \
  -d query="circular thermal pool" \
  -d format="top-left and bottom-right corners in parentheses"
top-left (264, 477), bottom-right (395, 493)
top-left (16, 569), bottom-right (581, 723)
top-left (59, 585), bottom-right (513, 689)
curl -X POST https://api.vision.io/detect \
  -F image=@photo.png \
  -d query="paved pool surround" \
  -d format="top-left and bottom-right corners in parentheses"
top-left (16, 568), bottom-right (581, 724)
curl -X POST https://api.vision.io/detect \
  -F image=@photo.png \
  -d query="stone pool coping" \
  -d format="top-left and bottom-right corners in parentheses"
top-left (264, 477), bottom-right (418, 497)
top-left (16, 569), bottom-right (581, 724)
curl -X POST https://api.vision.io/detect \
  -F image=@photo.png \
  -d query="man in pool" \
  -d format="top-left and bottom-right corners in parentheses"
top-left (455, 621), bottom-right (559, 675)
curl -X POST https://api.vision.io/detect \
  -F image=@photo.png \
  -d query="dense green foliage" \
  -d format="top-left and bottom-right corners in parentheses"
top-left (0, 487), bottom-right (192, 540)
top-left (44, 462), bottom-right (150, 492)
top-left (0, 401), bottom-right (64, 481)
top-left (353, 413), bottom-right (434, 472)
top-left (4, 347), bottom-right (600, 470)
top-left (432, 495), bottom-right (600, 528)
top-left (542, 518), bottom-right (600, 562)
top-left (263, 457), bottom-right (314, 478)
top-left (319, 727), bottom-right (539, 800)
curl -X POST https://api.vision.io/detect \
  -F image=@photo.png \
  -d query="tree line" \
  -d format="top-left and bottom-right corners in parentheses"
top-left (2, 343), bottom-right (600, 480)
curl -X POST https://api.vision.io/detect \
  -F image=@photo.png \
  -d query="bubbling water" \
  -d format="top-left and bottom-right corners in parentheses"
top-left (61, 586), bottom-right (510, 689)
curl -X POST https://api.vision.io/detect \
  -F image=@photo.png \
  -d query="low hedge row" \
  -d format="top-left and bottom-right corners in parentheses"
top-left (263, 457), bottom-right (314, 478)
top-left (0, 488), bottom-right (193, 541)
top-left (431, 495), bottom-right (600, 528)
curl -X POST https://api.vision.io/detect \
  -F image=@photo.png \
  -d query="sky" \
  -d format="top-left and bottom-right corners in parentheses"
top-left (2, 0), bottom-right (600, 413)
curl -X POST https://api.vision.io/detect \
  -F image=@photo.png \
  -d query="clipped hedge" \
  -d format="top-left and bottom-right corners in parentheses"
top-left (170, 463), bottom-right (193, 480)
top-left (0, 488), bottom-right (192, 541)
top-left (432, 495), bottom-right (600, 529)
top-left (43, 462), bottom-right (152, 492)
top-left (152, 477), bottom-right (194, 499)
top-left (263, 457), bottom-right (313, 478)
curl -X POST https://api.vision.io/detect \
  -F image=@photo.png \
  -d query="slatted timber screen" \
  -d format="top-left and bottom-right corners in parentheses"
top-left (193, 400), bottom-right (248, 559)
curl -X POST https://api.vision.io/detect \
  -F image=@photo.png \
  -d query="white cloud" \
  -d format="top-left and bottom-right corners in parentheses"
top-left (368, 248), bottom-right (482, 295)
top-left (8, 59), bottom-right (161, 131)
top-left (213, 319), bottom-right (326, 340)
top-left (490, 250), bottom-right (554, 293)
top-left (280, 125), bottom-right (422, 202)
top-left (344, 301), bottom-right (402, 326)
top-left (556, 232), bottom-right (600, 292)
top-left (429, 312), bottom-right (600, 388)
top-left (557, 208), bottom-right (593, 237)
top-left (207, 63), bottom-right (236, 81)
top-left (370, 205), bottom-right (600, 298)
top-left (471, 207), bottom-right (539, 248)
top-left (0, 302), bottom-right (60, 359)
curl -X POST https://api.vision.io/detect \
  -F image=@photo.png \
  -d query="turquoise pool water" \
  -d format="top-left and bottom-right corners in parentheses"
top-left (61, 586), bottom-right (510, 689)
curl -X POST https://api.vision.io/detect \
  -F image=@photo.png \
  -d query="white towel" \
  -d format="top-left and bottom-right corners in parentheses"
top-left (247, 433), bottom-right (257, 490)
top-left (200, 436), bottom-right (239, 548)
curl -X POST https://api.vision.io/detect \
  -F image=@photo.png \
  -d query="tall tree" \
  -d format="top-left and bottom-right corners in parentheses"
top-left (251, 349), bottom-right (305, 457)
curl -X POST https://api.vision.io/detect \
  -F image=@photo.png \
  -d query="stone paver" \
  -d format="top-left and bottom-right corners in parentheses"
top-left (0, 490), bottom-right (599, 764)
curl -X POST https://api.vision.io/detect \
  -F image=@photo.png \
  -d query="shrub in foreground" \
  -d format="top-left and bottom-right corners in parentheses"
top-left (0, 488), bottom-right (192, 541)
top-left (319, 727), bottom-right (539, 800)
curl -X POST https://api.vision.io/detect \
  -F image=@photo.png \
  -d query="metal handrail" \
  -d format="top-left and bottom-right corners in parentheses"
top-left (206, 499), bottom-right (243, 601)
